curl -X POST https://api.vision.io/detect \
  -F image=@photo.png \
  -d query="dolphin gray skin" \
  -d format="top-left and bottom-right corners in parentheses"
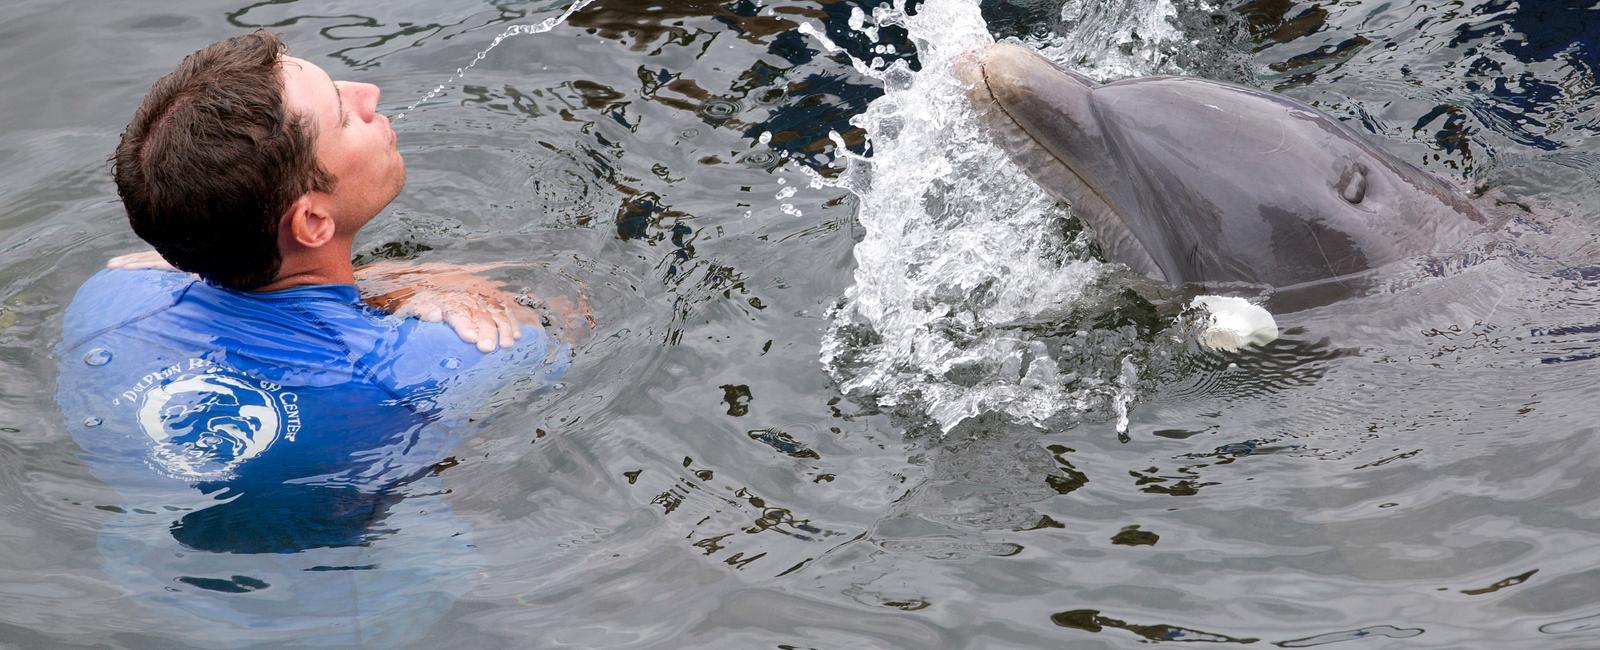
top-left (959, 42), bottom-right (1493, 289)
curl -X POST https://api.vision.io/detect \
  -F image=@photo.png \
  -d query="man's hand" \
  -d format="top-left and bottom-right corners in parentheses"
top-left (538, 292), bottom-right (595, 346)
top-left (107, 250), bottom-right (180, 272)
top-left (356, 261), bottom-right (538, 354)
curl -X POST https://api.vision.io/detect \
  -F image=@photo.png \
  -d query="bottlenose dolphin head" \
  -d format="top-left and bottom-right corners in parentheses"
top-left (960, 42), bottom-right (1487, 288)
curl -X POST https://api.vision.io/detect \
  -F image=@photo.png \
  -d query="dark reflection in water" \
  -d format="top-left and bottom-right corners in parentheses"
top-left (1237, 0), bottom-right (1327, 51)
top-left (1051, 608), bottom-right (1261, 643)
top-left (1277, 624), bottom-right (1425, 647)
top-left (561, 0), bottom-right (911, 166)
top-left (1496, 2), bottom-right (1600, 71)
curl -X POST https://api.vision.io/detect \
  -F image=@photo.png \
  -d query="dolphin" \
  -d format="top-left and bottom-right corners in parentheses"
top-left (958, 42), bottom-right (1496, 291)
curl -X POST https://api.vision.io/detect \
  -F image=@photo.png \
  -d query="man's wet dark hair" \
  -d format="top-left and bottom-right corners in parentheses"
top-left (113, 31), bottom-right (334, 290)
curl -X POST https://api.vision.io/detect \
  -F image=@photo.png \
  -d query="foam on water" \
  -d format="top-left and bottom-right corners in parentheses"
top-left (818, 0), bottom-right (1197, 433)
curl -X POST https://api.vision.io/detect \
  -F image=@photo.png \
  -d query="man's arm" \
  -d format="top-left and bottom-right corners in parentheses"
top-left (106, 251), bottom-right (546, 353)
top-left (530, 293), bottom-right (594, 347)
top-left (356, 261), bottom-right (595, 350)
top-left (107, 250), bottom-right (182, 271)
top-left (353, 261), bottom-right (538, 354)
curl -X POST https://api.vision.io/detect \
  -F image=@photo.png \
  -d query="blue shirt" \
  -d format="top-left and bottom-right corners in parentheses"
top-left (53, 268), bottom-right (568, 641)
top-left (57, 268), bottom-right (567, 549)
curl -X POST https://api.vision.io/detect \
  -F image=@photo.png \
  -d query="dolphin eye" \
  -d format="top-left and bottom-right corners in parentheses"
top-left (1337, 163), bottom-right (1368, 204)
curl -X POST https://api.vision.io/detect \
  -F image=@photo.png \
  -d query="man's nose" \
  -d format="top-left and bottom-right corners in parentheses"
top-left (355, 82), bottom-right (379, 119)
top-left (347, 82), bottom-right (382, 121)
top-left (360, 82), bottom-right (382, 114)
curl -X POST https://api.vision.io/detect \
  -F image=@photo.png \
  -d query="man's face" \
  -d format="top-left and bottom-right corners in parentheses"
top-left (279, 55), bottom-right (405, 234)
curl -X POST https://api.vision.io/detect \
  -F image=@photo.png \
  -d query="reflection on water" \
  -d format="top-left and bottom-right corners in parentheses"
top-left (1052, 607), bottom-right (1262, 644)
top-left (4, 0), bottom-right (1600, 646)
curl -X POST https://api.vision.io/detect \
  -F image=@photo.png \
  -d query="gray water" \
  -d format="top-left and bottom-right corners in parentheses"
top-left (3, 0), bottom-right (1600, 647)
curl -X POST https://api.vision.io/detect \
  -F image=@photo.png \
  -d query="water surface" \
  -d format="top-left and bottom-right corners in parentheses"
top-left (2, 0), bottom-right (1599, 647)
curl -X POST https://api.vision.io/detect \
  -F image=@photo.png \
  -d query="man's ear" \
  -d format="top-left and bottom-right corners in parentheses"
top-left (280, 195), bottom-right (336, 249)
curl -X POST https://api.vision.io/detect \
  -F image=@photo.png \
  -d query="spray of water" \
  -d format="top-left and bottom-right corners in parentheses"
top-left (394, 0), bottom-right (595, 121)
top-left (1035, 0), bottom-right (1188, 81)
top-left (815, 0), bottom-right (1197, 434)
top-left (1033, 0), bottom-right (1252, 85)
top-left (815, 0), bottom-right (1094, 432)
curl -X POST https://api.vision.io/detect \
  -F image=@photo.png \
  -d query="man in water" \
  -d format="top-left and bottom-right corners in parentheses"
top-left (54, 31), bottom-right (578, 643)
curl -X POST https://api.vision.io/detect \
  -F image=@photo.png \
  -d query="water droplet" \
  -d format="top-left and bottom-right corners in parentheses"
top-left (698, 97), bottom-right (741, 121)
top-left (84, 348), bottom-right (113, 366)
top-left (739, 150), bottom-right (778, 169)
top-left (680, 127), bottom-right (700, 139)
top-left (394, 0), bottom-right (595, 120)
top-left (83, 417), bottom-right (103, 428)
top-left (757, 131), bottom-right (773, 145)
top-left (442, 357), bottom-right (462, 370)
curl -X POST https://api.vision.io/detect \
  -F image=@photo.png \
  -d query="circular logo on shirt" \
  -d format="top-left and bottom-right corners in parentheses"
top-left (136, 373), bottom-right (284, 480)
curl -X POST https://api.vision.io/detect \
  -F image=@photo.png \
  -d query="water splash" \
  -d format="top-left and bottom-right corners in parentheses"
top-left (1010, 0), bottom-right (1247, 84)
top-left (815, 0), bottom-right (1203, 433)
top-left (1112, 355), bottom-right (1139, 437)
top-left (814, 0), bottom-right (1096, 433)
top-left (1034, 0), bottom-right (1187, 81)
top-left (394, 0), bottom-right (595, 121)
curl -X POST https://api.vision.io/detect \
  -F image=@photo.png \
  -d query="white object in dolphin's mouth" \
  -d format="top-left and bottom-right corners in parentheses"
top-left (1191, 295), bottom-right (1278, 351)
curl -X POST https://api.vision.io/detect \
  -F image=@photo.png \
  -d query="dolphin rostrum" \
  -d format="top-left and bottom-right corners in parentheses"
top-left (959, 42), bottom-right (1494, 290)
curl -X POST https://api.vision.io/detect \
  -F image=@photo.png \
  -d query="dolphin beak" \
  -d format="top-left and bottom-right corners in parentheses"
top-left (959, 43), bottom-right (1169, 281)
top-left (954, 45), bottom-right (989, 88)
top-left (961, 43), bottom-right (1103, 159)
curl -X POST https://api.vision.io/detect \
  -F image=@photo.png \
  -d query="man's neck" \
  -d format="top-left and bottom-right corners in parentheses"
top-left (255, 243), bottom-right (356, 292)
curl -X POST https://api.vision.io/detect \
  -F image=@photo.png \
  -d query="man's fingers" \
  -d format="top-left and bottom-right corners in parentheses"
top-left (443, 311), bottom-right (481, 346)
top-left (506, 303), bottom-right (537, 329)
top-left (390, 297), bottom-right (442, 323)
top-left (474, 317), bottom-right (498, 353)
top-left (492, 308), bottom-right (518, 349)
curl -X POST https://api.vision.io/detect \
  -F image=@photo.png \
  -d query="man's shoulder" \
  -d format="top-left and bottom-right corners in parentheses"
top-left (61, 269), bottom-right (197, 350)
top-left (60, 270), bottom-right (370, 376)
